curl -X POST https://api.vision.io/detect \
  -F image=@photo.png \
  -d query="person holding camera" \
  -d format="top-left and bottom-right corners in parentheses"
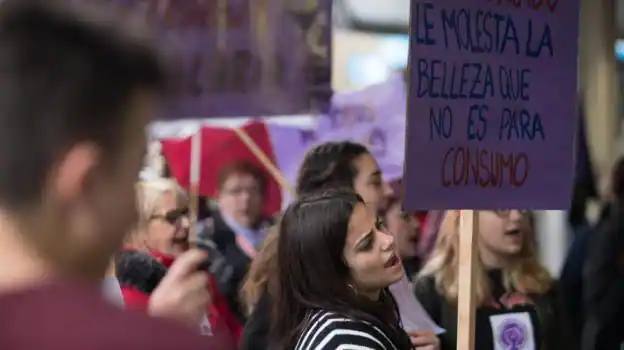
top-left (121, 178), bottom-right (241, 349)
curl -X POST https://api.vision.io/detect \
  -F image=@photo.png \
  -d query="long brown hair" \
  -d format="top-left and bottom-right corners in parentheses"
top-left (272, 190), bottom-right (410, 349)
top-left (240, 141), bottom-right (372, 313)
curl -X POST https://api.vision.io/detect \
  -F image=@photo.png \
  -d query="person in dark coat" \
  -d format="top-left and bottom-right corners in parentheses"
top-left (202, 162), bottom-right (273, 322)
top-left (581, 157), bottom-right (624, 350)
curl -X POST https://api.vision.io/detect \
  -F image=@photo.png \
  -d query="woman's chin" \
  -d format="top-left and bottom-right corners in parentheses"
top-left (387, 263), bottom-right (406, 285)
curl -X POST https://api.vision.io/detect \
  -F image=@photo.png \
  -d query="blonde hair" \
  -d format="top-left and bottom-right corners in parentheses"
top-left (135, 178), bottom-right (188, 227)
top-left (126, 178), bottom-right (188, 248)
top-left (418, 210), bottom-right (553, 306)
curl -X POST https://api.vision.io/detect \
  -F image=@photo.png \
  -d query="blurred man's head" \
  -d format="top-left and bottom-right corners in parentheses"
top-left (0, 0), bottom-right (166, 281)
top-left (216, 162), bottom-right (266, 228)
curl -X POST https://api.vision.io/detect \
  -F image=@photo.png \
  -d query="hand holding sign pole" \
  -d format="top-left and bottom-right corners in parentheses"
top-left (405, 1), bottom-right (580, 349)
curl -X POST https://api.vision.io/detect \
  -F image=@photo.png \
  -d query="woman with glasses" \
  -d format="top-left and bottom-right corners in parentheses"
top-left (208, 162), bottom-right (274, 322)
top-left (414, 210), bottom-right (567, 350)
top-left (134, 179), bottom-right (192, 257)
top-left (119, 178), bottom-right (241, 350)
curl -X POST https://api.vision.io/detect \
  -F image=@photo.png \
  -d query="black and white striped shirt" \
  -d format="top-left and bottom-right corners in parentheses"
top-left (294, 310), bottom-right (402, 350)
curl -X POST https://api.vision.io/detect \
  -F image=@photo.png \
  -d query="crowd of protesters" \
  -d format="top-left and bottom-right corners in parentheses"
top-left (0, 1), bottom-right (622, 350)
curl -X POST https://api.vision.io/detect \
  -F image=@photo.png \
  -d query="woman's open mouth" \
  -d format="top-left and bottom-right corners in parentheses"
top-left (505, 229), bottom-right (521, 237)
top-left (384, 254), bottom-right (400, 268)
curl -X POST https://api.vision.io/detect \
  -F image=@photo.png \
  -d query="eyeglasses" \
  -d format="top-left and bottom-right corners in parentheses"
top-left (150, 207), bottom-right (189, 225)
top-left (222, 186), bottom-right (262, 197)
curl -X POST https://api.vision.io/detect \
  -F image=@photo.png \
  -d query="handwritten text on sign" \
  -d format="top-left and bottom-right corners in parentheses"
top-left (404, 0), bottom-right (579, 210)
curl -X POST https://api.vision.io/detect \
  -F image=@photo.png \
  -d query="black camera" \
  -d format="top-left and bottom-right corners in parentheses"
top-left (194, 219), bottom-right (235, 295)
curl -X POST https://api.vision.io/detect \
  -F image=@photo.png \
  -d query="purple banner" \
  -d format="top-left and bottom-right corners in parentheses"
top-left (267, 124), bottom-right (316, 207)
top-left (404, 1), bottom-right (580, 210)
top-left (108, 0), bottom-right (332, 119)
top-left (267, 74), bottom-right (408, 207)
top-left (318, 73), bottom-right (407, 181)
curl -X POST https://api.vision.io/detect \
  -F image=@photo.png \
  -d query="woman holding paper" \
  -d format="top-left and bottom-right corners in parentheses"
top-left (241, 141), bottom-right (440, 349)
top-left (273, 189), bottom-right (435, 349)
top-left (414, 210), bottom-right (566, 350)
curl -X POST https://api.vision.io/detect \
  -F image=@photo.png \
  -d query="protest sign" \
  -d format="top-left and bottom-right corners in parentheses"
top-left (404, 2), bottom-right (581, 348)
top-left (267, 124), bottom-right (316, 206)
top-left (318, 73), bottom-right (408, 181)
top-left (105, 0), bottom-right (332, 119)
top-left (404, 0), bottom-right (580, 210)
top-left (268, 73), bottom-right (409, 209)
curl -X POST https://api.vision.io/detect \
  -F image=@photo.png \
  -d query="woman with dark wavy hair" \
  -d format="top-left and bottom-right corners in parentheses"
top-left (272, 190), bottom-right (414, 349)
top-left (241, 142), bottom-right (439, 349)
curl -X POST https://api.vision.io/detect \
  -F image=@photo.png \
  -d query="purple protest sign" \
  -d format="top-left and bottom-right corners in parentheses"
top-left (105, 0), bottom-right (332, 119)
top-left (318, 73), bottom-right (408, 181)
top-left (404, 1), bottom-right (580, 210)
top-left (267, 75), bottom-right (407, 207)
top-left (267, 123), bottom-right (317, 207)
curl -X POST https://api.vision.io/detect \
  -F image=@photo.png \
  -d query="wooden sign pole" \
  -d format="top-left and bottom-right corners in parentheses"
top-left (189, 130), bottom-right (201, 242)
top-left (457, 210), bottom-right (478, 350)
top-left (232, 126), bottom-right (295, 197)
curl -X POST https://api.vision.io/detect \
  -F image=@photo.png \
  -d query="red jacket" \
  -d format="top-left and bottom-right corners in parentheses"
top-left (119, 250), bottom-right (242, 349)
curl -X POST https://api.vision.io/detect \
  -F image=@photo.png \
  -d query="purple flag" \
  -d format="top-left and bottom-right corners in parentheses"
top-left (267, 123), bottom-right (317, 206)
top-left (268, 75), bottom-right (409, 207)
top-left (105, 0), bottom-right (332, 119)
top-left (404, 1), bottom-right (580, 210)
top-left (317, 73), bottom-right (407, 181)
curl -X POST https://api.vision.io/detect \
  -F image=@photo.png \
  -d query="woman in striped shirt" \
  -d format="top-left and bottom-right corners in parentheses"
top-left (271, 190), bottom-right (439, 350)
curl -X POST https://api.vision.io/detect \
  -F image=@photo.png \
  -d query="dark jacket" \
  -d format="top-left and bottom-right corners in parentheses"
top-left (582, 203), bottom-right (624, 350)
top-left (203, 210), bottom-right (272, 322)
top-left (559, 224), bottom-right (591, 345)
top-left (241, 292), bottom-right (271, 350)
top-left (414, 271), bottom-right (567, 350)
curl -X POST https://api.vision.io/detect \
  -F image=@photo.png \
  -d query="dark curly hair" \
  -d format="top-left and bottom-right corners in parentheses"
top-left (272, 189), bottom-right (410, 350)
top-left (296, 141), bottom-right (369, 196)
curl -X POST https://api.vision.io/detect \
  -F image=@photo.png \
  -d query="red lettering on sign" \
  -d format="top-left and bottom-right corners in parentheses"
top-left (440, 147), bottom-right (530, 188)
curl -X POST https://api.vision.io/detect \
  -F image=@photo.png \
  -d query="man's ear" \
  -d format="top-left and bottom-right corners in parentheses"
top-left (50, 143), bottom-right (100, 203)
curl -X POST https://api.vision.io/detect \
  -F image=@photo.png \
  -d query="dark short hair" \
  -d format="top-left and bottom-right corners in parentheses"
top-left (217, 161), bottom-right (267, 194)
top-left (272, 189), bottom-right (407, 349)
top-left (0, 0), bottom-right (166, 211)
top-left (296, 141), bottom-right (369, 196)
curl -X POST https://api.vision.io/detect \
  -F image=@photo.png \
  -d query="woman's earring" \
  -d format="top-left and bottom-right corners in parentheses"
top-left (347, 283), bottom-right (358, 295)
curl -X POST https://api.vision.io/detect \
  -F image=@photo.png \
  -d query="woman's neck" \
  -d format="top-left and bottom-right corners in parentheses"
top-left (478, 246), bottom-right (509, 270)
top-left (360, 288), bottom-right (381, 301)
